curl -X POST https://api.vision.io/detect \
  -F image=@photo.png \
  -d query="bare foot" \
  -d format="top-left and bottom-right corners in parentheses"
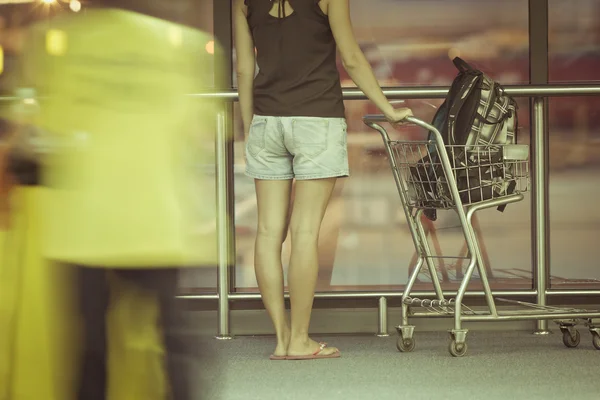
top-left (287, 337), bottom-right (339, 357)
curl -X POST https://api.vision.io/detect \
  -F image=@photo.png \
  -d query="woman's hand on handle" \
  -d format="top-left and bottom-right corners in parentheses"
top-left (384, 107), bottom-right (414, 125)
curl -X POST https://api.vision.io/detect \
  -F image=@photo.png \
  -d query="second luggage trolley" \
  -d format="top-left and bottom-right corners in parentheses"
top-left (363, 114), bottom-right (600, 357)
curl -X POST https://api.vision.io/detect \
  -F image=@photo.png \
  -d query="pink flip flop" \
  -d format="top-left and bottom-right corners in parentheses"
top-left (286, 342), bottom-right (341, 360)
top-left (269, 354), bottom-right (287, 360)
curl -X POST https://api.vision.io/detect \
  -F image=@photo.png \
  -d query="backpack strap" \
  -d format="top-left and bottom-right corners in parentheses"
top-left (447, 74), bottom-right (481, 144)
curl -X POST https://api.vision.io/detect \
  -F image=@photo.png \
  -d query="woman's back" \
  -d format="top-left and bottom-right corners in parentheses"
top-left (245, 0), bottom-right (344, 118)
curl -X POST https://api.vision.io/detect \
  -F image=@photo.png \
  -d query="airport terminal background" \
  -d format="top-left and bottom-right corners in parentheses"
top-left (2, 1), bottom-right (600, 399)
top-left (1, 0), bottom-right (599, 298)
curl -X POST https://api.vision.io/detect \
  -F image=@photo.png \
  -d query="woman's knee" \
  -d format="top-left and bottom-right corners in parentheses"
top-left (288, 222), bottom-right (320, 244)
top-left (256, 224), bottom-right (288, 245)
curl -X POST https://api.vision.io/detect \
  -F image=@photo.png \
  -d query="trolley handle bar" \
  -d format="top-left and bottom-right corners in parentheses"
top-left (362, 114), bottom-right (444, 144)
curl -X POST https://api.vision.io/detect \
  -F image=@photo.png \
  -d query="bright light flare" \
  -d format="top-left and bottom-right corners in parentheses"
top-left (69, 0), bottom-right (81, 12)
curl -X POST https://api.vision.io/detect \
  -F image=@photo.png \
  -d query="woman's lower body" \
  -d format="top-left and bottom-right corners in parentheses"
top-left (76, 267), bottom-right (191, 400)
top-left (245, 115), bottom-right (349, 359)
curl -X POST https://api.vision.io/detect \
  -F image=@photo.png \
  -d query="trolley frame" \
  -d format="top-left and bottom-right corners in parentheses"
top-left (363, 114), bottom-right (600, 357)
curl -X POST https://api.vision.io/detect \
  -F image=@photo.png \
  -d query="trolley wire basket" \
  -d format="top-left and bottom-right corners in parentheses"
top-left (392, 141), bottom-right (530, 211)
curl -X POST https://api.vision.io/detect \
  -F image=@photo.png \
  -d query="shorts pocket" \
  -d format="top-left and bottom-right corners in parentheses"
top-left (292, 118), bottom-right (329, 157)
top-left (339, 119), bottom-right (348, 146)
top-left (247, 117), bottom-right (267, 157)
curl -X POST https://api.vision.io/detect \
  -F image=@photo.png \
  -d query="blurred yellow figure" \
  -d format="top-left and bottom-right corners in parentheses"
top-left (26, 14), bottom-right (219, 267)
top-left (1, 5), bottom-right (223, 400)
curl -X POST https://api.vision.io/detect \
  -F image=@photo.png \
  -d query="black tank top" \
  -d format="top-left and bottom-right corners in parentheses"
top-left (245, 0), bottom-right (345, 118)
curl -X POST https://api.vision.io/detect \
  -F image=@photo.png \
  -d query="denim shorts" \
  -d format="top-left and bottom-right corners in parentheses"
top-left (244, 115), bottom-right (349, 180)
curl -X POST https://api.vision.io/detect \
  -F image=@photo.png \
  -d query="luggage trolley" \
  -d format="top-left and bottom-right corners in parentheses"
top-left (363, 114), bottom-right (600, 357)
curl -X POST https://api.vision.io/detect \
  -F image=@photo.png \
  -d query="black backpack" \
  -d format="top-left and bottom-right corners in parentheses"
top-left (413, 57), bottom-right (519, 221)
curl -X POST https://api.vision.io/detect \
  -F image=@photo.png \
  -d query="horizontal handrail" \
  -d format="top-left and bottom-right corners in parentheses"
top-left (177, 289), bottom-right (600, 301)
top-left (185, 84), bottom-right (600, 101)
top-left (1, 84), bottom-right (599, 103)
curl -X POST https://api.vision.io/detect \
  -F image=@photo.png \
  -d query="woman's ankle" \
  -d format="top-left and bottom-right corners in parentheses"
top-left (289, 332), bottom-right (310, 344)
top-left (276, 327), bottom-right (290, 342)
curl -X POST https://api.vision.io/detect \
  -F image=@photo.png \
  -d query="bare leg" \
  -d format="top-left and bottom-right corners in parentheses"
top-left (254, 179), bottom-right (293, 357)
top-left (287, 178), bottom-right (339, 357)
top-left (316, 179), bottom-right (345, 291)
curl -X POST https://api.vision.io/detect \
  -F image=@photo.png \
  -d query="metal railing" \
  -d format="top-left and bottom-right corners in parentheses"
top-left (2, 84), bottom-right (600, 338)
top-left (189, 84), bottom-right (600, 100)
top-left (200, 84), bottom-right (600, 339)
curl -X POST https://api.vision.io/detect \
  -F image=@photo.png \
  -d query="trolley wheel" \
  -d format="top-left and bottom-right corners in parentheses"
top-left (448, 340), bottom-right (468, 357)
top-left (396, 336), bottom-right (415, 353)
top-left (562, 329), bottom-right (581, 348)
top-left (592, 334), bottom-right (600, 351)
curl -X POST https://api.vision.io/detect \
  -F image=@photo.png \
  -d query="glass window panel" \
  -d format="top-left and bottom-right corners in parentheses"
top-left (341, 0), bottom-right (529, 87)
top-left (233, 99), bottom-right (533, 292)
top-left (232, 0), bottom-right (530, 87)
top-left (231, 0), bottom-right (532, 292)
top-left (549, 97), bottom-right (600, 289)
top-left (549, 0), bottom-right (600, 82)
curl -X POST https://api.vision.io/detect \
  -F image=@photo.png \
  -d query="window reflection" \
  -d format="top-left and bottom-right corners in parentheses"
top-left (340, 0), bottom-right (529, 86)
top-left (229, 0), bottom-right (600, 291)
top-left (548, 0), bottom-right (600, 287)
top-left (232, 0), bottom-right (535, 292)
top-left (233, 99), bottom-right (533, 292)
top-left (549, 97), bottom-right (600, 288)
top-left (549, 0), bottom-right (600, 82)
top-left (232, 0), bottom-right (530, 87)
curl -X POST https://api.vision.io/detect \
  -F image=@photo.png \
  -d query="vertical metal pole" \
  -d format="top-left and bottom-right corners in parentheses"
top-left (214, 0), bottom-right (235, 340)
top-left (529, 0), bottom-right (551, 335)
top-left (532, 97), bottom-right (551, 335)
top-left (377, 297), bottom-right (389, 337)
top-left (216, 110), bottom-right (233, 340)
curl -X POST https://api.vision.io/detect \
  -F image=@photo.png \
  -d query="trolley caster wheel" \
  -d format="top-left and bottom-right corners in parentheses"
top-left (592, 334), bottom-right (600, 351)
top-left (397, 336), bottom-right (415, 353)
top-left (562, 329), bottom-right (581, 348)
top-left (448, 341), bottom-right (468, 357)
